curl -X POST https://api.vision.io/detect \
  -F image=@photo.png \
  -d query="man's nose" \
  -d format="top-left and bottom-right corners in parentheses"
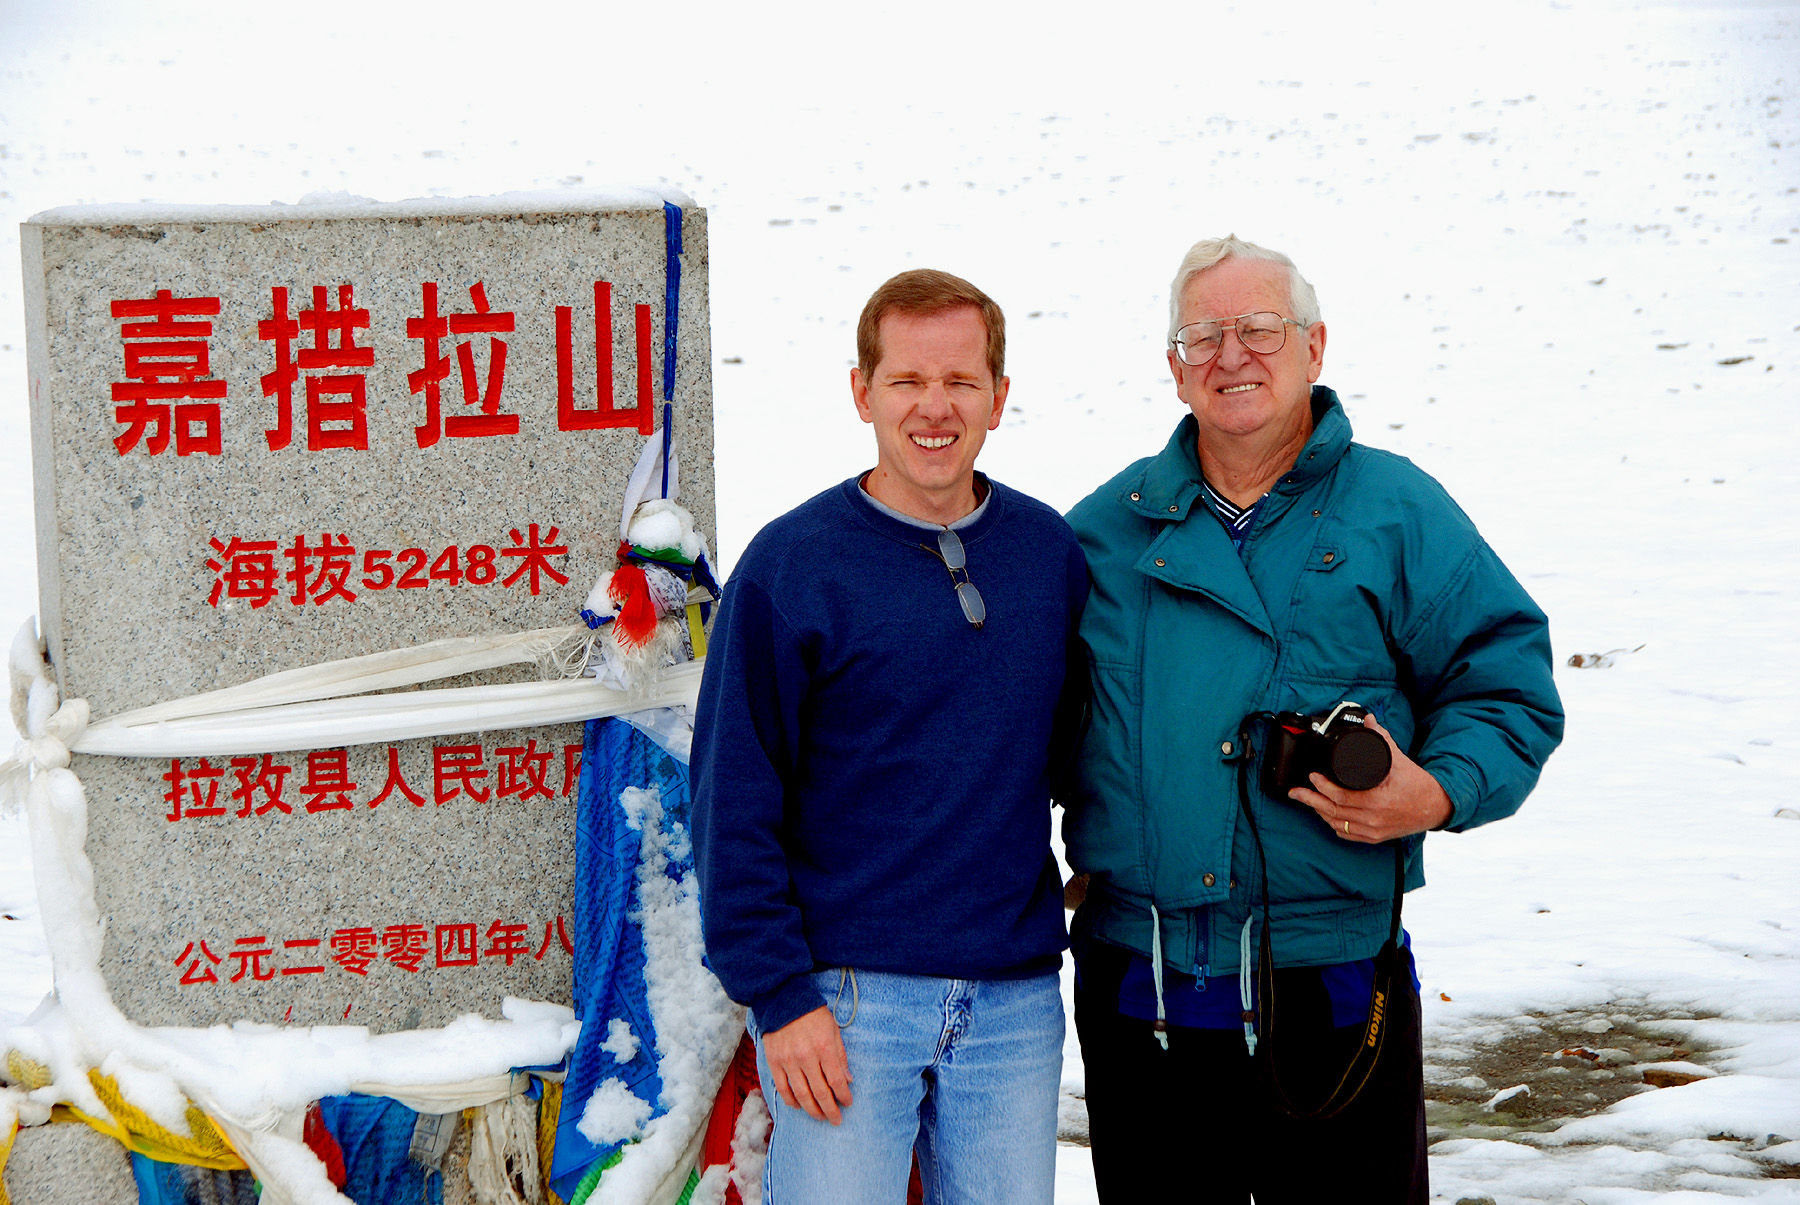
top-left (918, 381), bottom-right (954, 414)
top-left (1215, 326), bottom-right (1256, 368)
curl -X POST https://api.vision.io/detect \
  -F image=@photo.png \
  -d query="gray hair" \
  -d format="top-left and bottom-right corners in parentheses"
top-left (1167, 235), bottom-right (1322, 341)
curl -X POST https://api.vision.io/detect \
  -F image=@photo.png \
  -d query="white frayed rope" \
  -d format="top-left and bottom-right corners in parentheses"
top-left (64, 624), bottom-right (701, 759)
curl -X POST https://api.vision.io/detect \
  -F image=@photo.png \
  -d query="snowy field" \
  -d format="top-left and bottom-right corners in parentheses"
top-left (3, 0), bottom-right (1798, 1200)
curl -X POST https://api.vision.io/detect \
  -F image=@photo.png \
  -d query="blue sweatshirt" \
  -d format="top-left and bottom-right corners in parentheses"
top-left (691, 475), bottom-right (1089, 1034)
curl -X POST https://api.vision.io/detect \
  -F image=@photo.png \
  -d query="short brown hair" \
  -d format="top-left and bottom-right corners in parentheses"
top-left (856, 269), bottom-right (1006, 384)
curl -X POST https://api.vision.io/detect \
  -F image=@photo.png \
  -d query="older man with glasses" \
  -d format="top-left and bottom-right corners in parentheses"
top-left (692, 269), bottom-right (1088, 1203)
top-left (1061, 236), bottom-right (1564, 1203)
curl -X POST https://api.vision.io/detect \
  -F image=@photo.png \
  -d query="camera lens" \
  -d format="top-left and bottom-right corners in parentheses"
top-left (1329, 728), bottom-right (1392, 791)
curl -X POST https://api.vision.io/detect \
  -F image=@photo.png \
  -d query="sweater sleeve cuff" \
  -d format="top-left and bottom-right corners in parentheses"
top-left (750, 974), bottom-right (828, 1037)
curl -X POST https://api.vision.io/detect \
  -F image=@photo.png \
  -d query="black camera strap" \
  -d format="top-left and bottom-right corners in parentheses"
top-left (1233, 714), bottom-right (1405, 1121)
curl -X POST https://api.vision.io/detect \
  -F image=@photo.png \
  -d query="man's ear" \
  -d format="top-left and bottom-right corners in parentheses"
top-left (987, 376), bottom-right (1010, 431)
top-left (851, 367), bottom-right (873, 423)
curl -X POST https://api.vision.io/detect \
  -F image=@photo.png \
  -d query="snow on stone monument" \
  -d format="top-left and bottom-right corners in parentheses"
top-left (21, 193), bottom-right (714, 1032)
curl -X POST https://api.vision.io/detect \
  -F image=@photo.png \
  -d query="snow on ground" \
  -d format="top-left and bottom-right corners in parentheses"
top-left (2, 0), bottom-right (1797, 1200)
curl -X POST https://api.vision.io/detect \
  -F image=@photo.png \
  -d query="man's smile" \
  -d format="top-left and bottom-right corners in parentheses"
top-left (911, 434), bottom-right (957, 449)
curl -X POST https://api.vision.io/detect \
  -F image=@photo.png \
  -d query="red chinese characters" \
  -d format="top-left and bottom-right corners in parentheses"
top-left (111, 290), bottom-right (228, 457)
top-left (483, 921), bottom-right (532, 967)
top-left (534, 916), bottom-right (574, 960)
top-left (286, 534), bottom-right (358, 606)
top-left (228, 936), bottom-right (276, 982)
top-left (384, 925), bottom-right (431, 973)
top-left (299, 750), bottom-right (357, 812)
top-left (330, 928), bottom-right (381, 976)
top-left (230, 755), bottom-right (292, 817)
top-left (174, 916), bottom-right (572, 986)
top-left (175, 940), bottom-right (222, 984)
top-left (409, 282), bottom-right (519, 447)
top-left (435, 923), bottom-right (479, 968)
top-left (281, 938), bottom-right (325, 976)
top-left (163, 757), bottom-right (227, 821)
top-left (556, 282), bottom-right (657, 435)
top-left (368, 747), bottom-right (426, 808)
top-left (494, 739), bottom-right (555, 801)
top-left (562, 744), bottom-right (583, 797)
top-left (433, 745), bottom-right (489, 805)
top-left (500, 524), bottom-right (570, 596)
top-left (260, 285), bottom-right (375, 452)
top-left (206, 529), bottom-right (564, 607)
top-left (161, 741), bottom-right (576, 823)
top-left (207, 538), bottom-right (282, 609)
top-left (111, 278), bottom-right (672, 455)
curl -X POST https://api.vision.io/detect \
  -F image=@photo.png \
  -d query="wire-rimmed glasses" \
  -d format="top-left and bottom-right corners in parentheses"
top-left (1171, 312), bottom-right (1306, 366)
top-left (926, 527), bottom-right (986, 629)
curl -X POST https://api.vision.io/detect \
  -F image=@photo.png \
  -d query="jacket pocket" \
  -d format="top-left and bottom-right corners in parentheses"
top-left (1282, 527), bottom-right (1395, 686)
top-left (1302, 541), bottom-right (1346, 573)
top-left (1271, 676), bottom-right (1416, 757)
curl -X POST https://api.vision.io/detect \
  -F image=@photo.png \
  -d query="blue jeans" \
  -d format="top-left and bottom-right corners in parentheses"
top-left (751, 968), bottom-right (1063, 1204)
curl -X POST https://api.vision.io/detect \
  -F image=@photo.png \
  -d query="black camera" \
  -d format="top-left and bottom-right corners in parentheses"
top-left (1261, 702), bottom-right (1392, 796)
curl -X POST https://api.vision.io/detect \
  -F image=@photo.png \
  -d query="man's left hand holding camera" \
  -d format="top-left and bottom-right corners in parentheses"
top-left (1288, 713), bottom-right (1454, 844)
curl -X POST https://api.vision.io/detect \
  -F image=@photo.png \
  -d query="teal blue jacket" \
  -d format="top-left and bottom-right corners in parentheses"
top-left (1064, 388), bottom-right (1564, 975)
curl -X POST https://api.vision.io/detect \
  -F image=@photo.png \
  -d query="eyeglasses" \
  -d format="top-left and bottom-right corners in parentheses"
top-left (1171, 312), bottom-right (1306, 366)
top-left (926, 527), bottom-right (986, 629)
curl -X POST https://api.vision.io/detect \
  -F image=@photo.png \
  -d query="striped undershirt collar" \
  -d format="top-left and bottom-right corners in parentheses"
top-left (1199, 478), bottom-right (1265, 533)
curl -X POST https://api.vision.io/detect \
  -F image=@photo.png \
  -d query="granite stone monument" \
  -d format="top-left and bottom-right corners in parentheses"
top-left (21, 193), bottom-right (713, 1033)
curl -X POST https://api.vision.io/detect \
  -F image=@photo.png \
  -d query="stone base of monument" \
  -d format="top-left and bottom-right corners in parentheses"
top-left (1, 1110), bottom-right (493, 1205)
top-left (3, 1125), bottom-right (138, 1205)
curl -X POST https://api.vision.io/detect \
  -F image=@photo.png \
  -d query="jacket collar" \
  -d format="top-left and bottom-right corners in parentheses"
top-left (1283, 386), bottom-right (1352, 494)
top-left (1120, 386), bottom-right (1351, 516)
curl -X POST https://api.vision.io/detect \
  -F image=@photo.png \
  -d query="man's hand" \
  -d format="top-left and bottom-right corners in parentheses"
top-left (1288, 715), bottom-right (1452, 843)
top-left (1064, 873), bottom-right (1090, 911)
top-left (762, 1006), bottom-right (854, 1124)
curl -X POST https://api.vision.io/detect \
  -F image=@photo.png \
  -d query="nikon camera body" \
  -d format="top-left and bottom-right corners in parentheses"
top-left (1261, 702), bottom-right (1393, 798)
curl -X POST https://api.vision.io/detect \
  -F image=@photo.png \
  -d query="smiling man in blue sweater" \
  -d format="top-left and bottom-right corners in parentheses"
top-left (692, 269), bottom-right (1087, 1203)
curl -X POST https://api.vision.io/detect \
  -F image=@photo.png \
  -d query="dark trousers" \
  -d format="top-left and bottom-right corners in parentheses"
top-left (1072, 933), bottom-right (1429, 1204)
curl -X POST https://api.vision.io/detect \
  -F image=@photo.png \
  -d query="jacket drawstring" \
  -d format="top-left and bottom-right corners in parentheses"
top-left (1148, 907), bottom-right (1255, 1054)
top-left (1238, 915), bottom-right (1258, 1056)
top-left (1149, 903), bottom-right (1169, 1050)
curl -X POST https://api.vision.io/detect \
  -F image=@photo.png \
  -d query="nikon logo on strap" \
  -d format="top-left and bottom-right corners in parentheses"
top-left (1366, 990), bottom-right (1388, 1048)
